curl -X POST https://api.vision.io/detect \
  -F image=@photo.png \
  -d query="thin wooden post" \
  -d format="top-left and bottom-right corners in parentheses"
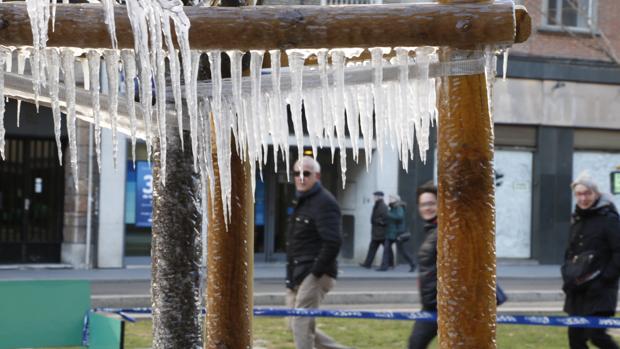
top-left (205, 130), bottom-right (254, 349)
top-left (436, 1), bottom-right (496, 348)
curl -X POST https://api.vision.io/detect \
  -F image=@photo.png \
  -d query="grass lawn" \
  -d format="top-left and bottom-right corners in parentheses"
top-left (124, 317), bottom-right (616, 349)
top-left (47, 316), bottom-right (620, 348)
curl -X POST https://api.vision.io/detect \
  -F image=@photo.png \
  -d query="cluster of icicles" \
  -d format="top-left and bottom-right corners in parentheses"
top-left (0, 0), bottom-right (504, 222)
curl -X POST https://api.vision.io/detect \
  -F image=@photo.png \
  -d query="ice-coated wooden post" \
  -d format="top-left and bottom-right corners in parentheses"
top-left (436, 1), bottom-right (497, 348)
top-left (205, 129), bottom-right (254, 349)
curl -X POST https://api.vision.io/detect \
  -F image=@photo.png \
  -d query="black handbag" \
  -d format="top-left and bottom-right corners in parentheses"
top-left (561, 250), bottom-right (601, 291)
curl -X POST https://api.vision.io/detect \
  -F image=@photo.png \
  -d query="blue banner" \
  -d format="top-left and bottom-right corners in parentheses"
top-left (135, 161), bottom-right (153, 228)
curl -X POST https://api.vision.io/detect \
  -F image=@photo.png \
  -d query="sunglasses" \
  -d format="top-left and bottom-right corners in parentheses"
top-left (293, 170), bottom-right (313, 178)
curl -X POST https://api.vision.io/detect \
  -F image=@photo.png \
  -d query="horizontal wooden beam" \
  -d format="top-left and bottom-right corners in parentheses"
top-left (0, 2), bottom-right (530, 50)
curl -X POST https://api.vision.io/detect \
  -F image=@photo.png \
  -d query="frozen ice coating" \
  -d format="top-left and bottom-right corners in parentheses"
top-left (250, 50), bottom-right (265, 166)
top-left (102, 0), bottom-right (119, 50)
top-left (87, 50), bottom-right (102, 173)
top-left (286, 49), bottom-right (309, 180)
top-left (316, 49), bottom-right (335, 164)
top-left (25, 0), bottom-right (51, 111)
top-left (45, 48), bottom-right (62, 165)
top-left (228, 50), bottom-right (244, 156)
top-left (344, 86), bottom-right (359, 162)
top-left (104, 49), bottom-right (120, 170)
top-left (121, 49), bottom-right (138, 168)
top-left (415, 47), bottom-right (436, 163)
top-left (502, 48), bottom-right (509, 81)
top-left (16, 49), bottom-right (29, 127)
top-left (329, 49), bottom-right (348, 186)
top-left (61, 48), bottom-right (78, 190)
top-left (357, 84), bottom-right (374, 169)
top-left (126, 0), bottom-right (154, 161)
top-left (163, 19), bottom-right (183, 149)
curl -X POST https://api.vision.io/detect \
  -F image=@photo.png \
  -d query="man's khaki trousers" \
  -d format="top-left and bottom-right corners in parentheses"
top-left (286, 274), bottom-right (352, 349)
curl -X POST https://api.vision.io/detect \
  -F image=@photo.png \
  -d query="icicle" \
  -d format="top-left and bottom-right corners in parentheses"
top-left (121, 49), bottom-right (138, 169)
top-left (162, 16), bottom-right (183, 149)
top-left (286, 49), bottom-right (309, 176)
top-left (15, 50), bottom-right (29, 127)
top-left (317, 49), bottom-right (335, 164)
top-left (395, 47), bottom-right (412, 168)
top-left (51, 0), bottom-right (56, 32)
top-left (45, 48), bottom-right (62, 165)
top-left (207, 51), bottom-right (233, 222)
top-left (268, 50), bottom-right (288, 176)
top-left (371, 47), bottom-right (389, 169)
top-left (125, 0), bottom-right (153, 161)
top-left (25, 0), bottom-right (51, 110)
top-left (87, 50), bottom-right (102, 172)
top-left (503, 48), bottom-right (509, 81)
top-left (81, 58), bottom-right (90, 91)
top-left (415, 46), bottom-right (435, 163)
top-left (61, 48), bottom-right (78, 190)
top-left (0, 48), bottom-right (7, 160)
top-left (4, 48), bottom-right (12, 73)
top-left (329, 49), bottom-right (348, 187)
top-left (150, 6), bottom-right (167, 185)
top-left (303, 89), bottom-right (323, 158)
top-left (357, 84), bottom-right (374, 170)
top-left (104, 49), bottom-right (120, 170)
top-left (227, 50), bottom-right (244, 156)
top-left (102, 0), bottom-right (119, 49)
top-left (344, 86), bottom-right (360, 163)
top-left (250, 50), bottom-right (265, 167)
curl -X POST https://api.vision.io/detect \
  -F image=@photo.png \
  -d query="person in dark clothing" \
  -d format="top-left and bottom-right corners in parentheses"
top-left (408, 184), bottom-right (438, 349)
top-left (360, 191), bottom-right (389, 269)
top-left (285, 156), bottom-right (351, 349)
top-left (377, 194), bottom-right (416, 272)
top-left (562, 172), bottom-right (620, 349)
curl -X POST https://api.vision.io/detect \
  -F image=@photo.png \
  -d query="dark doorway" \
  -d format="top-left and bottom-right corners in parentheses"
top-left (0, 138), bottom-right (65, 263)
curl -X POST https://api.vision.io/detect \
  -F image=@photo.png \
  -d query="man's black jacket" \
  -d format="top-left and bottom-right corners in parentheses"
top-left (417, 220), bottom-right (438, 310)
top-left (370, 199), bottom-right (389, 241)
top-left (286, 183), bottom-right (342, 290)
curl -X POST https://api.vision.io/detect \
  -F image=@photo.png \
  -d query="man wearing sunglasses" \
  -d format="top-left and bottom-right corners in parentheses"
top-left (285, 156), bottom-right (351, 349)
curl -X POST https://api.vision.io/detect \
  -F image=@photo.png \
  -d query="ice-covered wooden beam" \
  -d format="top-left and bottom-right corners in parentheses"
top-left (0, 2), bottom-right (530, 50)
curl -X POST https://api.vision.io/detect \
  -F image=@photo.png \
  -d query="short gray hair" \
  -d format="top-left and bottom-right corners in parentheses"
top-left (571, 170), bottom-right (600, 194)
top-left (294, 156), bottom-right (321, 173)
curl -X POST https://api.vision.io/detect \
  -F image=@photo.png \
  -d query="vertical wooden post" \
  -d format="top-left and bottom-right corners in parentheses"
top-left (151, 131), bottom-right (203, 348)
top-left (204, 130), bottom-right (254, 349)
top-left (436, 1), bottom-right (496, 348)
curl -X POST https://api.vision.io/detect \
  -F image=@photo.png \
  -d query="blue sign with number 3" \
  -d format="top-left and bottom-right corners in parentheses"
top-left (135, 161), bottom-right (153, 228)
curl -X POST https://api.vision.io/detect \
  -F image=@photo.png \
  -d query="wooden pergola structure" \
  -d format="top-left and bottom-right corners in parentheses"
top-left (0, 1), bottom-right (531, 348)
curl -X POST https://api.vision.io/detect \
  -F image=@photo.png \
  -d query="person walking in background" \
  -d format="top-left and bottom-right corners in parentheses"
top-left (359, 191), bottom-right (389, 269)
top-left (408, 183), bottom-right (438, 349)
top-left (377, 194), bottom-right (412, 271)
top-left (285, 156), bottom-right (352, 349)
top-left (562, 172), bottom-right (620, 349)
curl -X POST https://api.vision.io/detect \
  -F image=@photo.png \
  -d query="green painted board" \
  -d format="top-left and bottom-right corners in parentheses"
top-left (612, 171), bottom-right (620, 195)
top-left (89, 313), bottom-right (122, 349)
top-left (0, 280), bottom-right (90, 349)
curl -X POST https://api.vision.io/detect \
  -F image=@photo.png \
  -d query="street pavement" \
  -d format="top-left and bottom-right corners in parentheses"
top-left (0, 261), bottom-right (567, 313)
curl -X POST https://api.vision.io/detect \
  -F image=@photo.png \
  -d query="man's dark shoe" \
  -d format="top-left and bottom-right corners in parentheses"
top-left (359, 263), bottom-right (371, 269)
top-left (409, 265), bottom-right (417, 273)
top-left (376, 267), bottom-right (389, 271)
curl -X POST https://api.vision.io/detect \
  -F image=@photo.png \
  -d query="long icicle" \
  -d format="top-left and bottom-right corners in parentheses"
top-left (104, 49), bottom-right (120, 170)
top-left (101, 0), bottom-right (119, 49)
top-left (121, 49), bottom-right (138, 169)
top-left (61, 48), bottom-right (79, 190)
top-left (87, 50), bottom-right (102, 172)
top-left (0, 48), bottom-right (7, 160)
top-left (46, 47), bottom-right (63, 165)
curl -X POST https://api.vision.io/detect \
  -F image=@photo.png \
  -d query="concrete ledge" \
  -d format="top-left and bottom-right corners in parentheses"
top-left (93, 290), bottom-right (568, 308)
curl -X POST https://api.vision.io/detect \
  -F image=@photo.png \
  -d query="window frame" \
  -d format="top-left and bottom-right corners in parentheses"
top-left (541, 0), bottom-right (598, 34)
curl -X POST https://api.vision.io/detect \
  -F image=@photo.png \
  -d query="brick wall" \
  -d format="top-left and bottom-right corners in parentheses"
top-left (513, 0), bottom-right (620, 63)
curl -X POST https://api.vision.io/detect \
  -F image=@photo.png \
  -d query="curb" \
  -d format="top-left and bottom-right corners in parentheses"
top-left (92, 290), bottom-right (568, 308)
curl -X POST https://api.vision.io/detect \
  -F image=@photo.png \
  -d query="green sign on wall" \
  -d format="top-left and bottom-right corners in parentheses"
top-left (612, 171), bottom-right (620, 195)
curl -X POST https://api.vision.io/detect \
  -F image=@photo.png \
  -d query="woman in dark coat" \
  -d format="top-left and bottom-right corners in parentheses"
top-left (408, 184), bottom-right (438, 349)
top-left (562, 173), bottom-right (620, 349)
top-left (377, 194), bottom-right (415, 272)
